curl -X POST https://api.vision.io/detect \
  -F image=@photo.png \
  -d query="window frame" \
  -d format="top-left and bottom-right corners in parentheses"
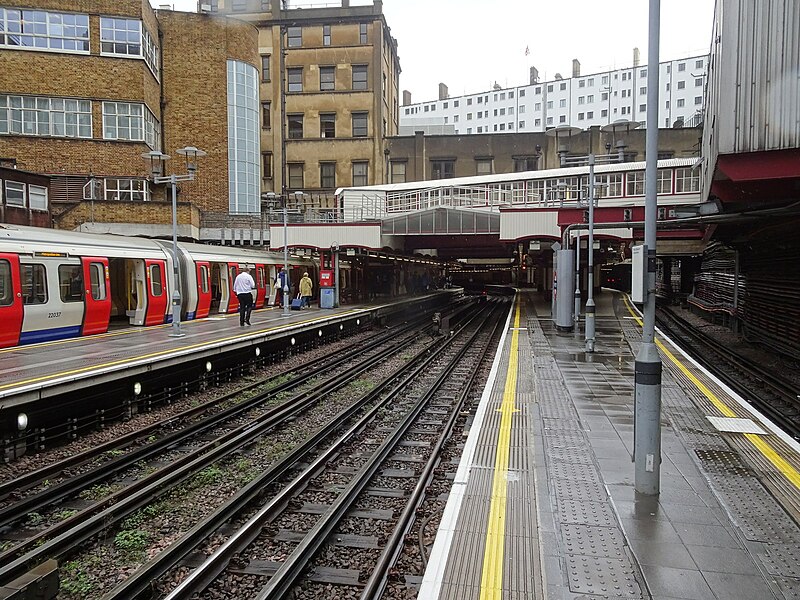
top-left (21, 263), bottom-right (47, 305)
top-left (359, 23), bottom-right (367, 44)
top-left (261, 55), bottom-right (271, 82)
top-left (28, 184), bottom-right (48, 211)
top-left (104, 178), bottom-right (149, 202)
top-left (352, 64), bottom-right (368, 91)
top-left (287, 113), bottom-right (304, 139)
top-left (320, 112), bottom-right (336, 138)
top-left (288, 163), bottom-right (304, 189)
top-left (262, 101), bottom-right (271, 129)
top-left (0, 9), bottom-right (90, 54)
top-left (287, 67), bottom-right (303, 93)
top-left (320, 162), bottom-right (336, 188)
top-left (5, 181), bottom-right (25, 207)
top-left (287, 26), bottom-right (302, 48)
top-left (0, 95), bottom-right (92, 139)
top-left (0, 259), bottom-right (12, 307)
top-left (261, 152), bottom-right (273, 179)
top-left (351, 112), bottom-right (368, 137)
top-left (320, 65), bottom-right (335, 91)
top-left (58, 264), bottom-right (84, 303)
top-left (149, 263), bottom-right (163, 297)
top-left (390, 161), bottom-right (406, 184)
top-left (323, 24), bottom-right (331, 46)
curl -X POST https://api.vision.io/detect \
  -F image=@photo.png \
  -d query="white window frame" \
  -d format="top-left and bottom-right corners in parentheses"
top-left (102, 101), bottom-right (160, 149)
top-left (28, 184), bottom-right (48, 211)
top-left (656, 169), bottom-right (672, 195)
top-left (626, 171), bottom-right (645, 196)
top-left (675, 167), bottom-right (700, 193)
top-left (0, 9), bottom-right (90, 54)
top-left (5, 181), bottom-right (25, 207)
top-left (0, 95), bottom-right (92, 138)
top-left (104, 178), bottom-right (149, 202)
top-left (100, 17), bottom-right (159, 80)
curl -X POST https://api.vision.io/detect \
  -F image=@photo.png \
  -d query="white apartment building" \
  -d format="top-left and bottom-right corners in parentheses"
top-left (399, 55), bottom-right (708, 135)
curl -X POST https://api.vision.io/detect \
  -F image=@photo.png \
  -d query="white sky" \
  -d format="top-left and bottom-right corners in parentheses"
top-left (153, 0), bottom-right (717, 102)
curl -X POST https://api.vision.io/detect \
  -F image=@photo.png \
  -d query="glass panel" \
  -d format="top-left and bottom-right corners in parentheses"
top-left (0, 260), bottom-right (12, 306)
top-left (21, 264), bottom-right (47, 305)
top-left (90, 263), bottom-right (105, 300)
top-left (59, 264), bottom-right (83, 302)
top-left (150, 264), bottom-right (163, 296)
top-left (200, 265), bottom-right (209, 293)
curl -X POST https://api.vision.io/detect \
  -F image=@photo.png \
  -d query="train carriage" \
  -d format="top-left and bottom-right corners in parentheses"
top-left (0, 225), bottom-right (320, 348)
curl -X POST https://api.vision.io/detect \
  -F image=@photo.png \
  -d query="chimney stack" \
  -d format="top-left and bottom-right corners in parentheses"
top-left (438, 83), bottom-right (449, 100)
top-left (572, 58), bottom-right (581, 78)
top-left (633, 47), bottom-right (640, 67)
top-left (402, 90), bottom-right (412, 106)
top-left (529, 66), bottom-right (539, 84)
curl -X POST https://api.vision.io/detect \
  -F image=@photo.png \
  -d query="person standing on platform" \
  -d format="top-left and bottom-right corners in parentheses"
top-left (299, 271), bottom-right (313, 308)
top-left (233, 266), bottom-right (256, 326)
top-left (274, 268), bottom-right (288, 307)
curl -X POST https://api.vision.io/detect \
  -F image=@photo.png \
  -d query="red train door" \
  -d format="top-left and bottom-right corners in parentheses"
top-left (227, 262), bottom-right (239, 313)
top-left (255, 263), bottom-right (267, 307)
top-left (0, 253), bottom-right (23, 348)
top-left (144, 259), bottom-right (168, 326)
top-left (195, 261), bottom-right (211, 319)
top-left (81, 257), bottom-right (112, 336)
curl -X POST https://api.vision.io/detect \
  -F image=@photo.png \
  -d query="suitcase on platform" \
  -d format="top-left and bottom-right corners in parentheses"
top-left (291, 298), bottom-right (303, 310)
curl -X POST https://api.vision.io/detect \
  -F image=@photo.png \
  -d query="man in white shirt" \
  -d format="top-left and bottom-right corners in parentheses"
top-left (233, 266), bottom-right (256, 326)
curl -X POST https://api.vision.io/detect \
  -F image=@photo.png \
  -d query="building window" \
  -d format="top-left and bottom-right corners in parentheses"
top-left (587, 111), bottom-right (593, 118)
top-left (100, 18), bottom-right (159, 78)
top-left (4, 181), bottom-right (25, 207)
top-left (640, 87), bottom-right (647, 95)
top-left (513, 157), bottom-right (537, 172)
top-left (560, 82), bottom-right (566, 91)
top-left (261, 55), bottom-right (271, 81)
top-left (352, 161), bottom-right (368, 186)
top-left (352, 112), bottom-right (368, 137)
top-left (626, 171), bottom-right (645, 196)
top-left (288, 114), bottom-right (303, 138)
top-left (534, 118), bottom-right (541, 127)
top-left (535, 86), bottom-right (541, 94)
top-left (226, 60), bottom-right (260, 214)
top-left (695, 96), bottom-right (702, 105)
top-left (578, 96), bottom-right (585, 105)
top-left (675, 167), bottom-right (700, 193)
top-left (559, 99), bottom-right (566, 108)
top-left (657, 169), bottom-right (672, 195)
top-left (640, 69), bottom-right (647, 77)
top-left (287, 67), bottom-right (303, 93)
top-left (0, 9), bottom-right (89, 53)
top-left (261, 102), bottom-right (271, 129)
top-left (262, 152), bottom-right (273, 179)
top-left (639, 104), bottom-right (646, 112)
top-left (390, 161), bottom-right (406, 184)
top-left (546, 116), bottom-right (553, 125)
top-left (476, 159), bottom-right (492, 175)
top-left (320, 66), bottom-right (335, 91)
top-left (559, 115), bottom-right (566, 123)
top-left (431, 160), bottom-right (455, 180)
top-left (677, 99), bottom-right (685, 108)
top-left (579, 80), bottom-right (585, 88)
top-left (0, 95), bottom-right (92, 138)
top-left (352, 64), bottom-right (367, 90)
top-left (320, 112), bottom-right (335, 138)
top-left (359, 23), bottom-right (367, 44)
top-left (467, 98), bottom-right (472, 106)
top-left (695, 59), bottom-right (704, 69)
top-left (601, 76), bottom-right (609, 85)
top-left (104, 178), bottom-right (148, 202)
top-left (288, 163), bottom-right (304, 189)
top-left (28, 184), bottom-right (48, 211)
top-left (695, 77), bottom-right (703, 87)
top-left (231, 0), bottom-right (247, 10)
top-left (102, 102), bottom-right (160, 149)
top-left (677, 81), bottom-right (685, 90)
top-left (287, 26), bottom-right (302, 47)
top-left (595, 173), bottom-right (623, 197)
top-left (323, 24), bottom-right (331, 46)
top-left (320, 162), bottom-right (336, 188)
top-left (546, 101), bottom-right (553, 109)
top-left (601, 109), bottom-right (607, 118)
top-left (678, 62), bottom-right (686, 71)
top-left (454, 100), bottom-right (459, 107)
top-left (577, 113), bottom-right (584, 120)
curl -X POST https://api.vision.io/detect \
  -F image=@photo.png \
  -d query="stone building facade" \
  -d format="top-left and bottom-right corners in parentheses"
top-left (209, 0), bottom-right (401, 207)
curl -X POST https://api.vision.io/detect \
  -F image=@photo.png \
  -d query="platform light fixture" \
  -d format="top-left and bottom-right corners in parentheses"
top-left (142, 146), bottom-right (207, 338)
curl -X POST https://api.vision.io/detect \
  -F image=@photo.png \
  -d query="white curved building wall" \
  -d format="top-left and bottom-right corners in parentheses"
top-left (227, 59), bottom-right (261, 215)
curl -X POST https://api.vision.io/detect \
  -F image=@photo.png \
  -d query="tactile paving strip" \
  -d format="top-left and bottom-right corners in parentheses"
top-left (558, 500), bottom-right (618, 527)
top-left (561, 523), bottom-right (627, 559)
top-left (564, 555), bottom-right (643, 598)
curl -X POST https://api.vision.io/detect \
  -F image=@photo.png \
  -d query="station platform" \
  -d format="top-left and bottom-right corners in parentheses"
top-left (0, 292), bottom-right (454, 413)
top-left (420, 289), bottom-right (800, 600)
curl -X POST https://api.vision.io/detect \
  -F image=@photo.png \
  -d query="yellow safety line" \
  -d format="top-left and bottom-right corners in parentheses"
top-left (479, 297), bottom-right (520, 600)
top-left (0, 309), bottom-right (363, 391)
top-left (622, 295), bottom-right (800, 489)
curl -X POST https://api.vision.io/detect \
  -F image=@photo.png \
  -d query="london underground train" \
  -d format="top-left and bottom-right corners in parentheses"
top-left (0, 224), bottom-right (316, 348)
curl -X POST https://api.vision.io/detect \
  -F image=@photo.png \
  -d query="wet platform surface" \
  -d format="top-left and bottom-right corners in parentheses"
top-left (421, 289), bottom-right (800, 599)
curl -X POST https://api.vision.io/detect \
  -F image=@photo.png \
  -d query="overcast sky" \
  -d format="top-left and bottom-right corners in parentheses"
top-left (152, 0), bottom-right (717, 101)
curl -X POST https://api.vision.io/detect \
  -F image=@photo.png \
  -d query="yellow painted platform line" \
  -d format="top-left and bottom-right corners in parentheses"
top-left (0, 309), bottom-right (363, 392)
top-left (622, 295), bottom-right (800, 490)
top-left (479, 298), bottom-right (521, 600)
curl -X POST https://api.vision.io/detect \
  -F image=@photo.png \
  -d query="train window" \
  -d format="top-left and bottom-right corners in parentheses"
top-left (21, 264), bottom-right (48, 305)
top-left (229, 266), bottom-right (237, 281)
top-left (257, 266), bottom-right (265, 287)
top-left (150, 264), bottom-right (164, 296)
top-left (59, 265), bottom-right (84, 302)
top-left (89, 263), bottom-right (106, 300)
top-left (199, 265), bottom-right (209, 294)
top-left (0, 260), bottom-right (12, 306)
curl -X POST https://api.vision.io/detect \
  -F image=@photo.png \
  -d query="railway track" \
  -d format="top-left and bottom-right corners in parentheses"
top-left (656, 305), bottom-right (800, 439)
top-left (0, 305), bottom-right (477, 595)
top-left (97, 298), bottom-right (507, 599)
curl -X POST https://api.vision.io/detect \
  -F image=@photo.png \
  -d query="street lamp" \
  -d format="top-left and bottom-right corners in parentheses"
top-left (264, 190), bottom-right (295, 318)
top-left (142, 146), bottom-right (207, 338)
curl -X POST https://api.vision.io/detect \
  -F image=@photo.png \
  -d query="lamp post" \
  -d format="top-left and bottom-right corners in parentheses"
top-left (142, 146), bottom-right (206, 338)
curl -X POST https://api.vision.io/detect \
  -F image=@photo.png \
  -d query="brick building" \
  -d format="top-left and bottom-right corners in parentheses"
top-left (0, 0), bottom-right (260, 239)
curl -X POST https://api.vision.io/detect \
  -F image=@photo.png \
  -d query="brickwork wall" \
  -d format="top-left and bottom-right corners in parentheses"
top-left (159, 11), bottom-right (260, 215)
top-left (56, 200), bottom-right (199, 231)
